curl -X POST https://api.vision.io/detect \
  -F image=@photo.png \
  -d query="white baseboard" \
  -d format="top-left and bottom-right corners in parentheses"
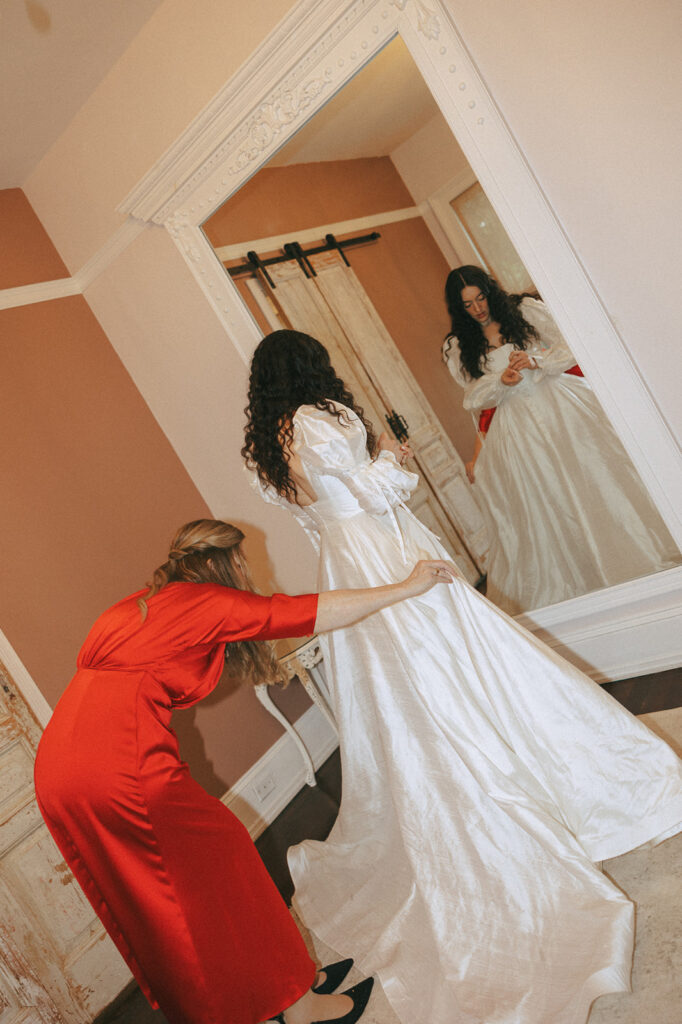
top-left (517, 566), bottom-right (682, 682)
top-left (221, 703), bottom-right (339, 840)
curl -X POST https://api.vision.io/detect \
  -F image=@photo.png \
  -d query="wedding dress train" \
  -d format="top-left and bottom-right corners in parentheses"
top-left (250, 404), bottom-right (682, 1024)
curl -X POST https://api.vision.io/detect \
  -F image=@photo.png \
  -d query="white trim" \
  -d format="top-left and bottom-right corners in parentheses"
top-left (221, 703), bottom-right (338, 840)
top-left (117, 0), bottom-right (364, 224)
top-left (213, 206), bottom-right (420, 263)
top-left (518, 566), bottom-right (682, 682)
top-left (0, 220), bottom-right (146, 312)
top-left (0, 276), bottom-right (79, 311)
top-left (0, 629), bottom-right (52, 728)
top-left (427, 168), bottom-right (487, 268)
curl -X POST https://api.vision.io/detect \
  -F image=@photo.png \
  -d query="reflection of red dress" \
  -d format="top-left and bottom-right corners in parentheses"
top-left (35, 582), bottom-right (318, 1024)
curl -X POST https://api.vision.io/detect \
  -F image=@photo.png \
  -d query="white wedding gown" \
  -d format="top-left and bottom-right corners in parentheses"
top-left (250, 404), bottom-right (682, 1024)
top-left (444, 297), bottom-right (680, 614)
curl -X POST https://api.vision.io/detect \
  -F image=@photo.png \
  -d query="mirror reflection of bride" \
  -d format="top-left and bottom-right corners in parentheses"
top-left (443, 265), bottom-right (680, 614)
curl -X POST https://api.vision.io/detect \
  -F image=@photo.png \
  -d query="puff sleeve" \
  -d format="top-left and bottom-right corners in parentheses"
top-left (443, 336), bottom-right (508, 412)
top-left (520, 298), bottom-right (577, 379)
top-left (292, 405), bottom-right (419, 515)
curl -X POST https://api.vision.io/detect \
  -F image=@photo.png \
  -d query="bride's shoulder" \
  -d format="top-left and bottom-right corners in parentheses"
top-left (294, 402), bottom-right (358, 426)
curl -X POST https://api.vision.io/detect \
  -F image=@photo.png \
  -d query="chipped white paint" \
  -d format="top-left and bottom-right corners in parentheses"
top-left (0, 660), bottom-right (130, 1023)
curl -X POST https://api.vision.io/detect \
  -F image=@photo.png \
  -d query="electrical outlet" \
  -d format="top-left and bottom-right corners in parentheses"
top-left (252, 774), bottom-right (276, 803)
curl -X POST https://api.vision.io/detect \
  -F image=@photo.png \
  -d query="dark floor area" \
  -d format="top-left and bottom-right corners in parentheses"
top-left (93, 666), bottom-right (681, 1024)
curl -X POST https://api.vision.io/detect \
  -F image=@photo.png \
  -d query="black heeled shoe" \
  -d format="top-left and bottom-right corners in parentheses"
top-left (312, 958), bottom-right (354, 995)
top-left (312, 978), bottom-right (374, 1024)
top-left (270, 976), bottom-right (374, 1024)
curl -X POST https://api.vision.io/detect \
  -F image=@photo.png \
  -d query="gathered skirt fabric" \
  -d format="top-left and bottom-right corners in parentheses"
top-left (288, 507), bottom-right (682, 1024)
top-left (473, 372), bottom-right (679, 614)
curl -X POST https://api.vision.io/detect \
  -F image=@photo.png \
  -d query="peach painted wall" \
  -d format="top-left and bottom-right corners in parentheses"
top-left (0, 196), bottom-right (312, 794)
top-left (0, 189), bottom-right (69, 286)
top-left (205, 157), bottom-right (477, 460)
top-left (83, 224), bottom-right (318, 790)
top-left (0, 294), bottom-right (212, 708)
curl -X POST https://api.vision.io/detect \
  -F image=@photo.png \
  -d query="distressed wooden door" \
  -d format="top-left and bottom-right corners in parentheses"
top-left (0, 659), bottom-right (131, 1023)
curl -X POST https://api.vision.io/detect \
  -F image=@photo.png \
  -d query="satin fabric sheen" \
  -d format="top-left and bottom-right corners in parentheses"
top-left (35, 583), bottom-right (318, 1024)
top-left (251, 404), bottom-right (682, 1024)
top-left (445, 297), bottom-right (680, 613)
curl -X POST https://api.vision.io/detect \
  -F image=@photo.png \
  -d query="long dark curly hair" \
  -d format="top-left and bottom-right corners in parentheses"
top-left (242, 330), bottom-right (377, 503)
top-left (443, 265), bottom-right (539, 379)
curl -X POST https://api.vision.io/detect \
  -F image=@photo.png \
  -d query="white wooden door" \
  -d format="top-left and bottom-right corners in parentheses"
top-left (259, 254), bottom-right (489, 580)
top-left (0, 660), bottom-right (131, 1023)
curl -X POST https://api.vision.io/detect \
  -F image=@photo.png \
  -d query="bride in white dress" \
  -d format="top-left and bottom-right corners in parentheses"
top-left (442, 265), bottom-right (679, 614)
top-left (242, 329), bottom-right (682, 1024)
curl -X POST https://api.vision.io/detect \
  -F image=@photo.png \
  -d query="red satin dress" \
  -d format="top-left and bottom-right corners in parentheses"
top-left (34, 582), bottom-right (319, 1024)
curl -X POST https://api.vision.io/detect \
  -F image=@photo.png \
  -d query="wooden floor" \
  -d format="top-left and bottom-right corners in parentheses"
top-left (93, 666), bottom-right (681, 1024)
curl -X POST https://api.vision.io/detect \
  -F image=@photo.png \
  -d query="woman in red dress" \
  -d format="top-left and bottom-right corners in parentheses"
top-left (35, 519), bottom-right (455, 1024)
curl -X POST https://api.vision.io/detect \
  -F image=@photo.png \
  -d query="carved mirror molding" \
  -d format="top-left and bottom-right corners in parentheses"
top-left (119, 0), bottom-right (681, 672)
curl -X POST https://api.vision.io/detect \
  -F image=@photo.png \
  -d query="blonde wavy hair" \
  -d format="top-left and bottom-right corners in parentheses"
top-left (138, 519), bottom-right (284, 686)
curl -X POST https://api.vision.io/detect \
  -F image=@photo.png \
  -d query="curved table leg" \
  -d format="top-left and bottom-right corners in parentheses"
top-left (254, 683), bottom-right (317, 787)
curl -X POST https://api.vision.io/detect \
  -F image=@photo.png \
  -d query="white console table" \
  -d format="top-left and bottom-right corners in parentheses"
top-left (254, 636), bottom-right (337, 786)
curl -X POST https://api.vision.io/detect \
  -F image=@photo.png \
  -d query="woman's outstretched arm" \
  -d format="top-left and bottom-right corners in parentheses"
top-left (314, 560), bottom-right (458, 633)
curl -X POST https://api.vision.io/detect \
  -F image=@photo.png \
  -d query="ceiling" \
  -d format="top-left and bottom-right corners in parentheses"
top-left (269, 36), bottom-right (443, 166)
top-left (0, 0), bottom-right (165, 187)
top-left (1, 9), bottom-right (446, 190)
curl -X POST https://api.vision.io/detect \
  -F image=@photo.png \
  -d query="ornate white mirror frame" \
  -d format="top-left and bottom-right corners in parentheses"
top-left (119, 0), bottom-right (681, 678)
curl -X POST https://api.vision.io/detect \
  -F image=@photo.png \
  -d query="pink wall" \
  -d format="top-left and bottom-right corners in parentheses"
top-left (0, 189), bottom-right (69, 286)
top-left (0, 290), bottom-right (212, 707)
top-left (0, 191), bottom-right (311, 794)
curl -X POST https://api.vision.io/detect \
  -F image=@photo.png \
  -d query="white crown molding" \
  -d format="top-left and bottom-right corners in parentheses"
top-left (117, 0), bottom-right (369, 224)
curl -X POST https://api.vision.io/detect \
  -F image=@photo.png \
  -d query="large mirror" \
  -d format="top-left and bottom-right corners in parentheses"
top-left (200, 35), bottom-right (680, 616)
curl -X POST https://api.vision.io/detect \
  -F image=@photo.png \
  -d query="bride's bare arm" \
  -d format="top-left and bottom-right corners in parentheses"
top-left (314, 560), bottom-right (458, 632)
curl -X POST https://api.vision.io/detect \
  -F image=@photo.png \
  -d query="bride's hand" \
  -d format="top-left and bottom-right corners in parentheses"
top-left (403, 560), bottom-right (459, 595)
top-left (508, 351), bottom-right (537, 372)
top-left (501, 367), bottom-right (522, 386)
top-left (378, 432), bottom-right (412, 465)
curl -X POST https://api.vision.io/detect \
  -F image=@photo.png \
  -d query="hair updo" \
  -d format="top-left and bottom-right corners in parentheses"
top-left (138, 519), bottom-right (284, 686)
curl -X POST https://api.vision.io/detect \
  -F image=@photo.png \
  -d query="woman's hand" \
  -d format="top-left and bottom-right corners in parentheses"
top-left (501, 367), bottom-right (522, 387)
top-left (402, 559), bottom-right (459, 596)
top-left (314, 560), bottom-right (459, 632)
top-left (507, 351), bottom-right (537, 372)
top-left (378, 431), bottom-right (413, 465)
top-left (466, 435), bottom-right (483, 483)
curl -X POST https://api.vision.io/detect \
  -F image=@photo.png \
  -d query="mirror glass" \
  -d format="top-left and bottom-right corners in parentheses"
top-left (201, 35), bottom-right (680, 615)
